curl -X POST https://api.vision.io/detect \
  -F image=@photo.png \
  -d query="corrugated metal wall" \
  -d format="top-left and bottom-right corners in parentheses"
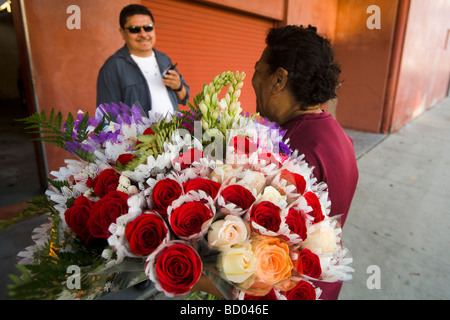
top-left (143, 0), bottom-right (275, 114)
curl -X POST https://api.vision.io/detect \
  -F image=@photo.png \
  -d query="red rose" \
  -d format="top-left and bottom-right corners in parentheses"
top-left (182, 178), bottom-right (221, 199)
top-left (231, 136), bottom-right (257, 155)
top-left (137, 126), bottom-right (156, 148)
top-left (169, 201), bottom-right (213, 239)
top-left (88, 191), bottom-right (129, 239)
top-left (151, 178), bottom-right (183, 214)
top-left (220, 185), bottom-right (255, 211)
top-left (244, 288), bottom-right (278, 300)
top-left (94, 168), bottom-right (120, 198)
top-left (86, 177), bottom-right (98, 189)
top-left (285, 208), bottom-right (307, 240)
top-left (249, 201), bottom-right (281, 233)
top-left (304, 191), bottom-right (325, 223)
top-left (294, 249), bottom-right (322, 279)
top-left (173, 149), bottom-right (204, 170)
top-left (143, 127), bottom-right (155, 135)
top-left (280, 169), bottom-right (306, 195)
top-left (125, 213), bottom-right (168, 256)
top-left (154, 242), bottom-right (202, 295)
top-left (64, 196), bottom-right (94, 244)
top-left (285, 281), bottom-right (317, 300)
top-left (115, 153), bottom-right (137, 167)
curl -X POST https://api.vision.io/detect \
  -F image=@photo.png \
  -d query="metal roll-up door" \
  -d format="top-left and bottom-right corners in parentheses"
top-left (142, 0), bottom-right (275, 114)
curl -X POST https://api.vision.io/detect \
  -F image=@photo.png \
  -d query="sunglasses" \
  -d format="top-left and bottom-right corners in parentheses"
top-left (125, 24), bottom-right (154, 34)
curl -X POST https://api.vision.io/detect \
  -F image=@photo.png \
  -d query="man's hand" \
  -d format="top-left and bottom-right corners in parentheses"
top-left (163, 70), bottom-right (187, 100)
top-left (162, 69), bottom-right (181, 90)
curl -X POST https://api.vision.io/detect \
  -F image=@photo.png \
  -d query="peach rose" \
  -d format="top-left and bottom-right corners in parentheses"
top-left (239, 278), bottom-right (273, 297)
top-left (252, 237), bottom-right (293, 285)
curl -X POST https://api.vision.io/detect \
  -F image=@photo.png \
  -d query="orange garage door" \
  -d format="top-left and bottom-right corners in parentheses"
top-left (142, 0), bottom-right (275, 114)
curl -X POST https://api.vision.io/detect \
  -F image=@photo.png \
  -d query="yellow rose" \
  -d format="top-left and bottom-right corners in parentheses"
top-left (221, 244), bottom-right (256, 283)
top-left (252, 237), bottom-right (293, 285)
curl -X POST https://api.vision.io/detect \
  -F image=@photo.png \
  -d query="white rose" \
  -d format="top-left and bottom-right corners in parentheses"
top-left (221, 244), bottom-right (256, 283)
top-left (300, 220), bottom-right (337, 254)
top-left (237, 170), bottom-right (266, 194)
top-left (209, 164), bottom-right (236, 184)
top-left (119, 175), bottom-right (131, 188)
top-left (207, 216), bottom-right (249, 249)
top-left (259, 186), bottom-right (287, 207)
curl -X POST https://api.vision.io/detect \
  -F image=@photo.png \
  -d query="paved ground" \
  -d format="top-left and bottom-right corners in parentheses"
top-left (339, 97), bottom-right (450, 300)
top-left (0, 97), bottom-right (449, 300)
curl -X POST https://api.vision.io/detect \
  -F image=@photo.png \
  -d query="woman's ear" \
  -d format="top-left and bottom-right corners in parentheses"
top-left (272, 67), bottom-right (289, 94)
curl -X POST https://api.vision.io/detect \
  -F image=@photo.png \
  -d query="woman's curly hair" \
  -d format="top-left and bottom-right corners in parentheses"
top-left (265, 25), bottom-right (341, 109)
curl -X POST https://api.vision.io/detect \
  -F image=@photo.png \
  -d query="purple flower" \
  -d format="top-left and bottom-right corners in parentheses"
top-left (96, 102), bottom-right (145, 126)
top-left (279, 141), bottom-right (291, 156)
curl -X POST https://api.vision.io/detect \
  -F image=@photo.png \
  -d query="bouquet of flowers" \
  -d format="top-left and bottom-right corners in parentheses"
top-left (8, 71), bottom-right (353, 300)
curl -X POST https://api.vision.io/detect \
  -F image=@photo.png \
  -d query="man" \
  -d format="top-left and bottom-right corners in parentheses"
top-left (252, 25), bottom-right (359, 299)
top-left (96, 4), bottom-right (189, 115)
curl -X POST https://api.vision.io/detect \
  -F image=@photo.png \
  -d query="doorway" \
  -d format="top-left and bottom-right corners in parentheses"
top-left (0, 3), bottom-right (43, 217)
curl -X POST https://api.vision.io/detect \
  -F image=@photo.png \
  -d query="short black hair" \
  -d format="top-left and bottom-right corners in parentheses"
top-left (120, 4), bottom-right (154, 28)
top-left (265, 25), bottom-right (341, 109)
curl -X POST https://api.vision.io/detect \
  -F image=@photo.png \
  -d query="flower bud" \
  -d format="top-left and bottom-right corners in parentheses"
top-left (202, 118), bottom-right (209, 131)
top-left (230, 101), bottom-right (242, 114)
top-left (227, 115), bottom-right (234, 127)
top-left (199, 102), bottom-right (208, 116)
top-left (229, 102), bottom-right (236, 113)
top-left (218, 100), bottom-right (227, 111)
top-left (235, 101), bottom-right (242, 113)
top-left (204, 93), bottom-right (211, 107)
top-left (225, 93), bottom-right (231, 105)
top-left (211, 93), bottom-right (218, 106)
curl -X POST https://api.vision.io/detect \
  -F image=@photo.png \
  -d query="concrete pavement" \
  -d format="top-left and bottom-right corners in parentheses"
top-left (339, 97), bottom-right (450, 300)
top-left (1, 97), bottom-right (449, 300)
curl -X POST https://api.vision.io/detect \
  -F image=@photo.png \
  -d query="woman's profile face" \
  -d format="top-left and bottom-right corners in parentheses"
top-left (252, 47), bottom-right (275, 120)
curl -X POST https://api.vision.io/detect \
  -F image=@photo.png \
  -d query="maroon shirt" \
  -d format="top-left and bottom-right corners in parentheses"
top-left (282, 112), bottom-right (358, 227)
top-left (282, 112), bottom-right (358, 300)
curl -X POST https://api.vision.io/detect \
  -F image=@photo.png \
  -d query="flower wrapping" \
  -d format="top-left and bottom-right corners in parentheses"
top-left (11, 71), bottom-right (353, 300)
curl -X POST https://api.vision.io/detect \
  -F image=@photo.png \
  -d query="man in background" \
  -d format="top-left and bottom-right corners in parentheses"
top-left (96, 4), bottom-right (189, 115)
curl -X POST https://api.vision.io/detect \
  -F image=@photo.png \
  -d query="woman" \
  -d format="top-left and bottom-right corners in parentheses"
top-left (252, 25), bottom-right (359, 299)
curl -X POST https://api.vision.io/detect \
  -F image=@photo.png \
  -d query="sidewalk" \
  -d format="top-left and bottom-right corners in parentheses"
top-left (0, 97), bottom-right (449, 300)
top-left (339, 96), bottom-right (450, 300)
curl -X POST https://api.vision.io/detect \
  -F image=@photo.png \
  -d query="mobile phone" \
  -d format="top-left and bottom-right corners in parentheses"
top-left (162, 63), bottom-right (178, 76)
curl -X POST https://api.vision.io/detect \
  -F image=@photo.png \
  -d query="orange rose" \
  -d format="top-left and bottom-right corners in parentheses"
top-left (252, 237), bottom-right (293, 285)
top-left (240, 279), bottom-right (273, 297)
